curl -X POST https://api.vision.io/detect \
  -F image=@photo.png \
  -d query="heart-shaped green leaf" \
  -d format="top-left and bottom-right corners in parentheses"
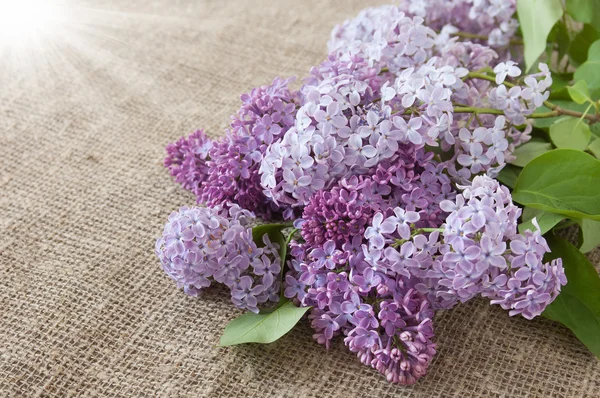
top-left (549, 117), bottom-right (591, 151)
top-left (574, 40), bottom-right (600, 89)
top-left (518, 0), bottom-right (564, 71)
top-left (567, 80), bottom-right (592, 104)
top-left (512, 149), bottom-right (600, 221)
top-left (219, 300), bottom-right (311, 346)
top-left (509, 138), bottom-right (553, 167)
top-left (543, 235), bottom-right (600, 358)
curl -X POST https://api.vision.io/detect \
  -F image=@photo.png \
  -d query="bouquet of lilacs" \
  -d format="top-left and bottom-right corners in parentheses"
top-left (156, 1), bottom-right (600, 385)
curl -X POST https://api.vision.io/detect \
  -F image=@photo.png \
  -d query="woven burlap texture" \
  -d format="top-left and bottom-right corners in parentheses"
top-left (1, 0), bottom-right (599, 397)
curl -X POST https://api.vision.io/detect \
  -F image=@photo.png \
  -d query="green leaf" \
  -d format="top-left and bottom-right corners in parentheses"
top-left (569, 24), bottom-right (600, 65)
top-left (218, 300), bottom-right (311, 346)
top-left (592, 123), bottom-right (600, 139)
top-left (534, 101), bottom-right (589, 129)
top-left (574, 40), bottom-right (600, 89)
top-left (518, 207), bottom-right (564, 234)
top-left (578, 219), bottom-right (600, 252)
top-left (549, 73), bottom-right (574, 100)
top-left (496, 164), bottom-right (522, 189)
top-left (549, 117), bottom-right (592, 150)
top-left (252, 223), bottom-right (288, 261)
top-left (550, 21), bottom-right (572, 62)
top-left (567, 80), bottom-right (593, 104)
top-left (509, 138), bottom-right (553, 167)
top-left (566, 0), bottom-right (600, 25)
top-left (518, 0), bottom-right (564, 71)
top-left (513, 149), bottom-right (600, 221)
top-left (588, 137), bottom-right (600, 157)
top-left (542, 235), bottom-right (600, 358)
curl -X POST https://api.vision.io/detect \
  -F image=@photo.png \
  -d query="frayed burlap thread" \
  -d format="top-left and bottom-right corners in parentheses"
top-left (1, 1), bottom-right (599, 397)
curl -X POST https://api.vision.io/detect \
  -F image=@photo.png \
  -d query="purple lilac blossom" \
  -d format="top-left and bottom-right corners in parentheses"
top-left (260, 9), bottom-right (536, 201)
top-left (359, 175), bottom-right (567, 318)
top-left (330, 2), bottom-right (518, 56)
top-left (155, 204), bottom-right (281, 313)
top-left (196, 78), bottom-right (299, 218)
top-left (286, 237), bottom-right (436, 385)
top-left (164, 129), bottom-right (213, 194)
top-left (438, 175), bottom-right (566, 318)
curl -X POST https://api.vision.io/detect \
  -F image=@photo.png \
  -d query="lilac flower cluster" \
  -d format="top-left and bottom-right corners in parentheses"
top-left (170, 78), bottom-right (299, 218)
top-left (155, 204), bottom-right (281, 313)
top-left (489, 63), bottom-right (553, 126)
top-left (164, 130), bottom-right (212, 194)
top-left (357, 175), bottom-right (567, 318)
top-left (285, 239), bottom-right (436, 385)
top-left (439, 176), bottom-right (566, 319)
top-left (158, 4), bottom-right (567, 386)
top-left (331, 2), bottom-right (518, 56)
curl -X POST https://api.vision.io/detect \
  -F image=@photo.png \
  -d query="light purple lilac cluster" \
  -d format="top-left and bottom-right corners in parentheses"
top-left (157, 4), bottom-right (566, 386)
top-left (489, 62), bottom-right (552, 126)
top-left (155, 204), bottom-right (281, 313)
top-left (350, 175), bottom-right (567, 317)
top-left (330, 1), bottom-right (518, 56)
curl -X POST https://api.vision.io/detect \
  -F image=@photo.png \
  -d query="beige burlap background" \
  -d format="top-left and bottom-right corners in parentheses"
top-left (1, 1), bottom-right (599, 397)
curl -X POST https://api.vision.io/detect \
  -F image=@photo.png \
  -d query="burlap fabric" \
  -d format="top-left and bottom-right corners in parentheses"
top-left (1, 1), bottom-right (599, 396)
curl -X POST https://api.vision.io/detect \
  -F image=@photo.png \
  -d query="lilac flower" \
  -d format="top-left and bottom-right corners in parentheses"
top-left (429, 176), bottom-right (566, 317)
top-left (300, 177), bottom-right (380, 249)
top-left (341, 294), bottom-right (371, 314)
top-left (327, 272), bottom-right (350, 292)
top-left (314, 101), bottom-right (348, 134)
top-left (387, 207), bottom-right (420, 239)
top-left (313, 313), bottom-right (340, 340)
top-left (282, 168), bottom-right (312, 194)
top-left (347, 134), bottom-right (378, 165)
top-left (231, 276), bottom-right (265, 313)
top-left (393, 116), bottom-right (424, 145)
top-left (365, 213), bottom-right (396, 250)
top-left (164, 130), bottom-right (212, 194)
top-left (352, 268), bottom-right (382, 293)
top-left (284, 274), bottom-right (306, 301)
top-left (310, 240), bottom-right (339, 269)
top-left (196, 77), bottom-right (299, 217)
top-left (384, 243), bottom-right (419, 277)
top-left (457, 143), bottom-right (491, 174)
top-left (155, 205), bottom-right (282, 313)
top-left (493, 61), bottom-right (521, 84)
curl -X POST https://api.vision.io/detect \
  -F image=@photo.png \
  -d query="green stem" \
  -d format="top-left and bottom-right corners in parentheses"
top-left (450, 31), bottom-right (524, 45)
top-left (420, 227), bottom-right (445, 233)
top-left (466, 72), bottom-right (515, 87)
top-left (258, 222), bottom-right (294, 229)
top-left (453, 106), bottom-right (504, 116)
top-left (279, 227), bottom-right (299, 299)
